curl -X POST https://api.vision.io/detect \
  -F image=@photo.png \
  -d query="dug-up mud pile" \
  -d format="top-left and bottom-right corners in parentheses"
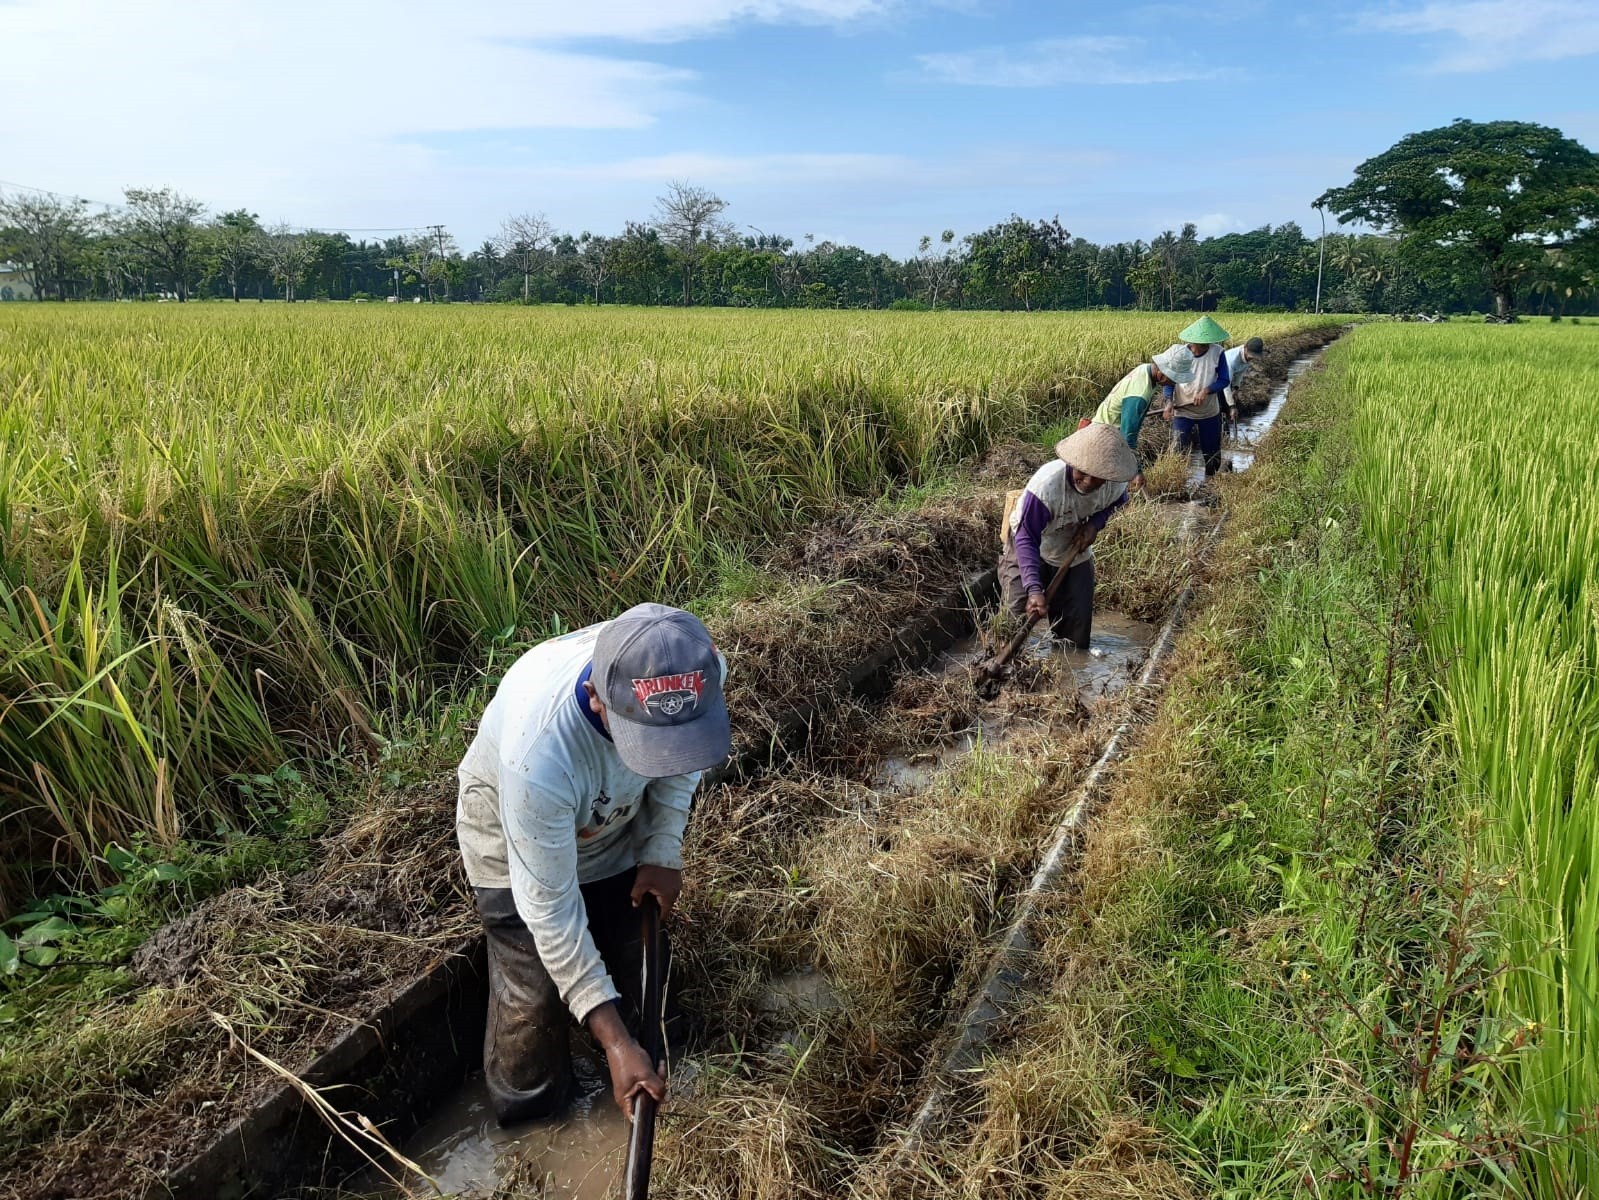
top-left (0, 331), bottom-right (1337, 1200)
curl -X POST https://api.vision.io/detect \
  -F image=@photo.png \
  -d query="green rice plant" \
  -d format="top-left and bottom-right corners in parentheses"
top-left (0, 304), bottom-right (1333, 895)
top-left (1332, 323), bottom-right (1599, 1193)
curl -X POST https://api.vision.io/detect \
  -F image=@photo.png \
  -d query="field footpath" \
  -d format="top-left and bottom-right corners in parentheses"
top-left (0, 322), bottom-right (1343, 1200)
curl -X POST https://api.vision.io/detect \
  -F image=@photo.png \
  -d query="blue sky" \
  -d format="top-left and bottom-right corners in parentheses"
top-left (3, 0), bottom-right (1597, 254)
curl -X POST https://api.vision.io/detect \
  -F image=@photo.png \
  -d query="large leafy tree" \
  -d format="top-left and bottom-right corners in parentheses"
top-left (963, 215), bottom-right (1072, 310)
top-left (654, 181), bottom-right (729, 306)
top-left (121, 186), bottom-right (206, 301)
top-left (1317, 119), bottom-right (1599, 318)
top-left (0, 188), bottom-right (91, 299)
top-left (209, 209), bottom-right (261, 301)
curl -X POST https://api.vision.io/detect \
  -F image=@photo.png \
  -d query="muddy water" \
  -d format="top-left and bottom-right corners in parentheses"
top-left (1185, 348), bottom-right (1321, 486)
top-left (874, 610), bottom-right (1156, 794)
top-left (346, 1048), bottom-right (627, 1199)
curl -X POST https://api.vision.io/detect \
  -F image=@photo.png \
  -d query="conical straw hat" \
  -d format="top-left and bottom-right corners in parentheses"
top-left (1178, 315), bottom-right (1230, 344)
top-left (1054, 421), bottom-right (1139, 482)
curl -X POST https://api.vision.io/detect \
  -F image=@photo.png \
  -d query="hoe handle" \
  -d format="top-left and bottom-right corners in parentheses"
top-left (624, 895), bottom-right (665, 1200)
top-left (987, 524), bottom-right (1089, 674)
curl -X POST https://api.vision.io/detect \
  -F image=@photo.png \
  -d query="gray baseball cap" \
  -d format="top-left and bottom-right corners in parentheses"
top-left (592, 603), bottom-right (731, 777)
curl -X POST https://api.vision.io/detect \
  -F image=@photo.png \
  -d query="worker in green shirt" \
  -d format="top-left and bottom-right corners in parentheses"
top-left (1086, 345), bottom-right (1195, 488)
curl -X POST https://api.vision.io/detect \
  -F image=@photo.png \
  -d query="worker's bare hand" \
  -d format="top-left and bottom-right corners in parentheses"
top-left (1025, 592), bottom-right (1048, 622)
top-left (604, 1035), bottom-right (667, 1120)
top-left (1162, 404), bottom-right (1174, 422)
top-left (1131, 472), bottom-right (1145, 492)
top-left (1229, 406), bottom-right (1239, 422)
top-left (632, 864), bottom-right (683, 920)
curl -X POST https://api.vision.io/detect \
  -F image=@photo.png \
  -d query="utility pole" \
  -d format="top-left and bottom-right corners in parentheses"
top-left (427, 223), bottom-right (449, 302)
top-left (1314, 202), bottom-right (1327, 315)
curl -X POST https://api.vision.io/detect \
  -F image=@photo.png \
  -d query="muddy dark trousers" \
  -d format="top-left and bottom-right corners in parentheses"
top-left (1172, 413), bottom-right (1223, 476)
top-left (475, 868), bottom-right (664, 1124)
top-left (998, 543), bottom-right (1095, 650)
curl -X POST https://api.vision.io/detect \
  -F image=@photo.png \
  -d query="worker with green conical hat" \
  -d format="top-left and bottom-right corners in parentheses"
top-left (1161, 315), bottom-right (1232, 477)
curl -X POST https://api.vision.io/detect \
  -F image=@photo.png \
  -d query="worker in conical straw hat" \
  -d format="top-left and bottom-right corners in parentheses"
top-left (1161, 315), bottom-right (1232, 477)
top-left (456, 603), bottom-right (731, 1124)
top-left (999, 422), bottom-right (1139, 650)
top-left (1085, 343), bottom-right (1196, 490)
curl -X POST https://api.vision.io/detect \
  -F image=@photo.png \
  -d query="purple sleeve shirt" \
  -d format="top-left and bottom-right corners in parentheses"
top-left (1011, 482), bottom-right (1129, 595)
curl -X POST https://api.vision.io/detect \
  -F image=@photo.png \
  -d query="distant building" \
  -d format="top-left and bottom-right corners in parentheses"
top-left (0, 263), bottom-right (35, 301)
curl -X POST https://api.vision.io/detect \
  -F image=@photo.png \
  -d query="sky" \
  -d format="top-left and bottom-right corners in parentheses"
top-left (3, 0), bottom-right (1598, 255)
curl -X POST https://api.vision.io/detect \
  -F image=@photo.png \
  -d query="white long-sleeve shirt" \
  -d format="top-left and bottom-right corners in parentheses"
top-left (456, 622), bottom-right (698, 1022)
top-left (1223, 347), bottom-right (1253, 408)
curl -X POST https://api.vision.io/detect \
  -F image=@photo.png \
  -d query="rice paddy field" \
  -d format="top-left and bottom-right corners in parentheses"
top-left (5, 306), bottom-right (1597, 1200)
top-left (0, 304), bottom-right (1327, 898)
top-left (1339, 324), bottom-right (1599, 1190)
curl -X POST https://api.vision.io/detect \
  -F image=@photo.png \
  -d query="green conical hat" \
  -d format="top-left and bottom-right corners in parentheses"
top-left (1178, 315), bottom-right (1230, 344)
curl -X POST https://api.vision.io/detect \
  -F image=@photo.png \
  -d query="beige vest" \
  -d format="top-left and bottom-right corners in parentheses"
top-left (1006, 459), bottom-right (1126, 567)
top-left (1172, 344), bottom-right (1222, 420)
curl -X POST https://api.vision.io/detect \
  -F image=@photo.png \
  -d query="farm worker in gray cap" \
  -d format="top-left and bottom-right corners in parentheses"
top-left (999, 422), bottom-right (1140, 649)
top-left (1221, 336), bottom-right (1267, 424)
top-left (1161, 315), bottom-right (1232, 476)
top-left (456, 603), bottom-right (731, 1124)
top-left (1087, 344), bottom-right (1195, 489)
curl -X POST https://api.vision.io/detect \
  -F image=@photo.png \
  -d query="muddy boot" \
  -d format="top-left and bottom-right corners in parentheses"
top-left (475, 888), bottom-right (576, 1124)
top-left (1048, 559), bottom-right (1095, 651)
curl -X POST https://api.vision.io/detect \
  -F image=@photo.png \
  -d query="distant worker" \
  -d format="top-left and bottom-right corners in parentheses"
top-left (1162, 315), bottom-right (1231, 476)
top-left (1087, 344), bottom-right (1196, 489)
top-left (456, 604), bottom-right (731, 1124)
top-left (999, 422), bottom-right (1140, 650)
top-left (1221, 336), bottom-right (1267, 427)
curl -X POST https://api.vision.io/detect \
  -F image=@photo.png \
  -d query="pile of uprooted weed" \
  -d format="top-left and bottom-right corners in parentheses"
top-left (712, 495), bottom-right (998, 761)
top-left (1092, 498), bottom-right (1197, 622)
top-left (0, 776), bottom-right (472, 1200)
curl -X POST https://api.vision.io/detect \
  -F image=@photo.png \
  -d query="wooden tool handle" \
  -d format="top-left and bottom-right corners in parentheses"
top-left (623, 896), bottom-right (665, 1200)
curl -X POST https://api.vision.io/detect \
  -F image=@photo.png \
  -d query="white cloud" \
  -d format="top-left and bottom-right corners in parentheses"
top-left (915, 36), bottom-right (1222, 86)
top-left (0, 0), bottom-right (897, 228)
top-left (1194, 212), bottom-right (1245, 236)
top-left (1362, 0), bottom-right (1599, 72)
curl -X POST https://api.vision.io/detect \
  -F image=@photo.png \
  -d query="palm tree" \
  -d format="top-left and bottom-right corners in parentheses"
top-left (1259, 251), bottom-right (1284, 307)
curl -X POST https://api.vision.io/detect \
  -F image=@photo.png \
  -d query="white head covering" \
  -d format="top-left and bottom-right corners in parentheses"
top-left (1153, 344), bottom-right (1196, 385)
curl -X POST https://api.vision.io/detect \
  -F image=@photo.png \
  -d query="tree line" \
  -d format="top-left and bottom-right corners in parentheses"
top-left (5, 121), bottom-right (1597, 317)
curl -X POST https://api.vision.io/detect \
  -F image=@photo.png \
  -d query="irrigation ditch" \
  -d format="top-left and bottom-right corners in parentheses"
top-left (3, 325), bottom-right (1343, 1200)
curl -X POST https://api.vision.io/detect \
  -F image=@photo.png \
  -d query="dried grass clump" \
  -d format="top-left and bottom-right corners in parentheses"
top-left (0, 778), bottom-right (476, 1200)
top-left (652, 1086), bottom-right (840, 1200)
top-left (711, 499), bottom-right (997, 758)
top-left (1093, 499), bottom-right (1191, 621)
top-left (1138, 447), bottom-right (1191, 500)
top-left (858, 983), bottom-right (1187, 1200)
top-left (1039, 1118), bottom-right (1196, 1199)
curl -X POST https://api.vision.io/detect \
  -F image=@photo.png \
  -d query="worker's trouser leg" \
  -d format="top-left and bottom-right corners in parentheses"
top-left (475, 868), bottom-right (653, 1125)
top-left (1172, 414), bottom-right (1223, 476)
top-left (998, 545), bottom-right (1097, 650)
